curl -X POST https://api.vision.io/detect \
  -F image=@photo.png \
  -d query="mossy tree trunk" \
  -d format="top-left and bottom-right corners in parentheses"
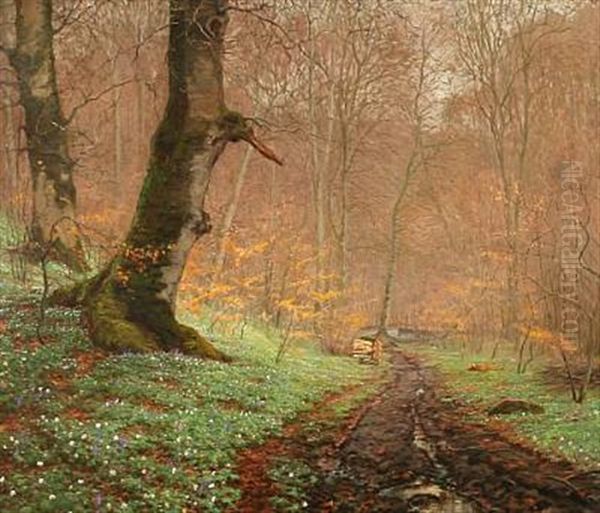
top-left (83, 0), bottom-right (266, 359)
top-left (8, 0), bottom-right (85, 270)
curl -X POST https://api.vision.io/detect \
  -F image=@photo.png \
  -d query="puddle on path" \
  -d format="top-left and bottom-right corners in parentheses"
top-left (400, 481), bottom-right (480, 513)
top-left (405, 400), bottom-right (481, 513)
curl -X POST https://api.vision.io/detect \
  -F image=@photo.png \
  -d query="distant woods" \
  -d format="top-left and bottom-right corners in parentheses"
top-left (0, 1), bottom-right (597, 369)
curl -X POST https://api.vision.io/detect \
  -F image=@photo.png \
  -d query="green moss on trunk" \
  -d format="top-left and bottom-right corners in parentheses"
top-left (83, 261), bottom-right (230, 360)
top-left (78, 0), bottom-right (236, 362)
top-left (50, 268), bottom-right (230, 360)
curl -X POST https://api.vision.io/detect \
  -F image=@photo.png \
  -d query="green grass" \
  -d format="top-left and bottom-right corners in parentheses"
top-left (0, 293), bottom-right (375, 513)
top-left (410, 341), bottom-right (600, 468)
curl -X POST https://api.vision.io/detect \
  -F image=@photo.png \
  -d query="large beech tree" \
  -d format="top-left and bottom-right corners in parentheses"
top-left (79, 0), bottom-right (280, 358)
top-left (4, 0), bottom-right (84, 268)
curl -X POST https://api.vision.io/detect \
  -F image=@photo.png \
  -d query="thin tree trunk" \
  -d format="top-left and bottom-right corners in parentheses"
top-left (112, 56), bottom-right (123, 206)
top-left (8, 0), bottom-right (84, 269)
top-left (262, 162), bottom-right (278, 316)
top-left (213, 144), bottom-right (254, 275)
top-left (336, 117), bottom-right (350, 291)
top-left (136, 73), bottom-right (145, 159)
top-left (307, 4), bottom-right (333, 302)
top-left (134, 17), bottom-right (146, 161)
top-left (377, 157), bottom-right (416, 335)
top-left (311, 114), bottom-right (327, 298)
top-left (376, 31), bottom-right (429, 335)
top-left (378, 234), bottom-right (399, 334)
top-left (212, 96), bottom-right (275, 280)
top-left (504, 188), bottom-right (521, 344)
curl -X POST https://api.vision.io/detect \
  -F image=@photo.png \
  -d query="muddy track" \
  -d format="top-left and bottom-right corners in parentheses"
top-left (234, 350), bottom-right (600, 513)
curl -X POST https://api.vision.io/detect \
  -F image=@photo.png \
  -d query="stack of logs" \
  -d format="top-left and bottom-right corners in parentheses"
top-left (352, 338), bottom-right (383, 365)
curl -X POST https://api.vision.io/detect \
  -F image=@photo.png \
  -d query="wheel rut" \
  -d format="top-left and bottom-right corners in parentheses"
top-left (308, 351), bottom-right (480, 513)
top-left (234, 350), bottom-right (600, 512)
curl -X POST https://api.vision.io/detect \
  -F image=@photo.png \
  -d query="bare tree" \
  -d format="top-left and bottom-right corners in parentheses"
top-left (455, 0), bottom-right (565, 343)
top-left (378, 20), bottom-right (446, 333)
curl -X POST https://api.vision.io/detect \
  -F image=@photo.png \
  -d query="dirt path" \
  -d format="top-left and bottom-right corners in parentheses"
top-left (234, 350), bottom-right (600, 512)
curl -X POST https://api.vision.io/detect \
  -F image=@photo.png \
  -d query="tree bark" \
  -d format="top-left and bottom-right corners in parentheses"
top-left (82, 0), bottom-right (266, 359)
top-left (1, 85), bottom-right (18, 202)
top-left (0, 0), bottom-right (18, 206)
top-left (8, 0), bottom-right (84, 269)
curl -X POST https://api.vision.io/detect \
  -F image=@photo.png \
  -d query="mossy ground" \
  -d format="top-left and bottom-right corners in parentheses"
top-left (0, 231), bottom-right (376, 513)
top-left (409, 340), bottom-right (600, 468)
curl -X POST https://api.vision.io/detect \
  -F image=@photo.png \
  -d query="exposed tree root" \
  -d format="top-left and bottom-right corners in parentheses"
top-left (50, 267), bottom-right (230, 361)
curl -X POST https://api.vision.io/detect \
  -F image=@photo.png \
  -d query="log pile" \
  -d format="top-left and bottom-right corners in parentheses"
top-left (352, 338), bottom-right (383, 365)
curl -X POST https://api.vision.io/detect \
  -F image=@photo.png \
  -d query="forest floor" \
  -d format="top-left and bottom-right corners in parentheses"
top-left (0, 289), bottom-right (376, 512)
top-left (232, 349), bottom-right (600, 513)
top-left (1, 247), bottom-right (600, 512)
